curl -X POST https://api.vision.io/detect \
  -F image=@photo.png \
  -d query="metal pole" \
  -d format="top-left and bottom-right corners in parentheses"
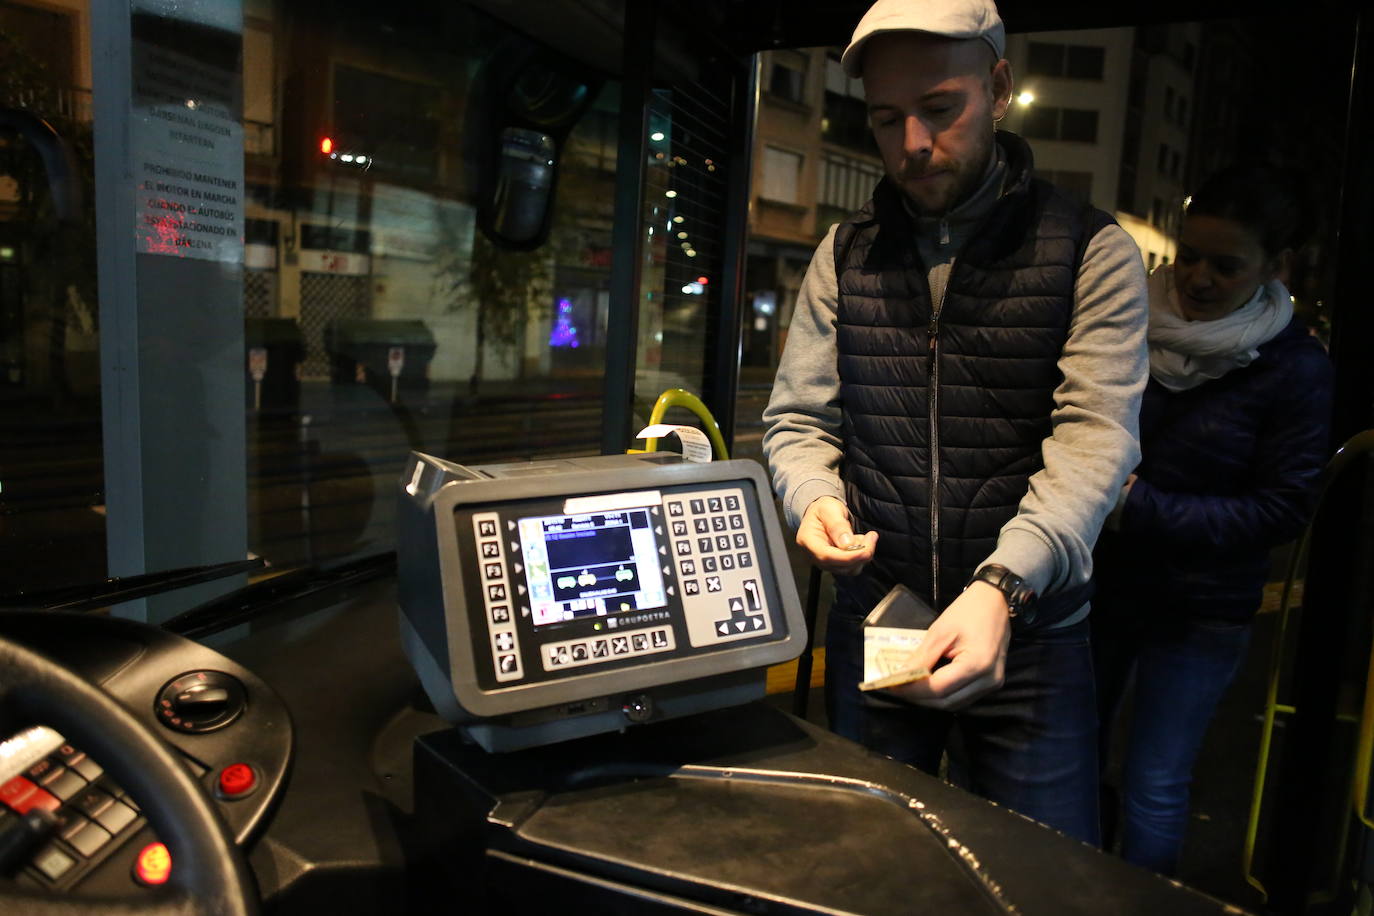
top-left (705, 53), bottom-right (760, 453)
top-left (600, 0), bottom-right (657, 455)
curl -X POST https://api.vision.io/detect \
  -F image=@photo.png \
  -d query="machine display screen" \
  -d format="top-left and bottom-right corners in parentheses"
top-left (460, 481), bottom-right (787, 691)
top-left (518, 509), bottom-right (667, 627)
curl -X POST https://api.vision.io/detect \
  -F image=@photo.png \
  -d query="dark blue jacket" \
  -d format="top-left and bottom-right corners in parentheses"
top-left (1094, 316), bottom-right (1333, 622)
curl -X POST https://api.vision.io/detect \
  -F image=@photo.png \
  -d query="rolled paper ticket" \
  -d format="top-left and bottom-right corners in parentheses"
top-left (858, 665), bottom-right (933, 692)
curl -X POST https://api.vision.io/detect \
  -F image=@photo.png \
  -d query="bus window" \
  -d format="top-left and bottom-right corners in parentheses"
top-left (0, 0), bottom-right (748, 622)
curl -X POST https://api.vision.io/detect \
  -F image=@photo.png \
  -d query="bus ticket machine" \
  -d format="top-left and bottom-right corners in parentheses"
top-left (397, 450), bottom-right (806, 751)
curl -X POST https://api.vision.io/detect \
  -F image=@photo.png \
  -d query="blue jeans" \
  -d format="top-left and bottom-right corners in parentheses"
top-left (1093, 605), bottom-right (1250, 875)
top-left (825, 605), bottom-right (1101, 846)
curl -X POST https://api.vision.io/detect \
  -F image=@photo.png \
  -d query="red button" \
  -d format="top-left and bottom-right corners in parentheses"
top-left (0, 777), bottom-right (60, 815)
top-left (217, 763), bottom-right (256, 797)
top-left (134, 842), bottom-right (172, 886)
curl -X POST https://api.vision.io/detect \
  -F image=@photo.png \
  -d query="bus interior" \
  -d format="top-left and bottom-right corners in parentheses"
top-left (0, 0), bottom-right (1371, 913)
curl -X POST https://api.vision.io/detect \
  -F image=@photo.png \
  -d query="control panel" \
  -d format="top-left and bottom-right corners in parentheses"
top-left (397, 452), bottom-right (806, 751)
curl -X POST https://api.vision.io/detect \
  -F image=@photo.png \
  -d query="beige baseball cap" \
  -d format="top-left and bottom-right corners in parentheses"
top-left (841, 0), bottom-right (1006, 78)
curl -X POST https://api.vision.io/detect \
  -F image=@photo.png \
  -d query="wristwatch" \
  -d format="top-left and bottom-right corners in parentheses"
top-left (967, 564), bottom-right (1037, 623)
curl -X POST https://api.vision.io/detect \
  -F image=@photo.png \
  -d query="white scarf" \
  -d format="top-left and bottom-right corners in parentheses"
top-left (1147, 265), bottom-right (1293, 392)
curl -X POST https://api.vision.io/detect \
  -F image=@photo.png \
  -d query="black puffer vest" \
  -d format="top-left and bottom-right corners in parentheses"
top-left (832, 132), bottom-right (1113, 628)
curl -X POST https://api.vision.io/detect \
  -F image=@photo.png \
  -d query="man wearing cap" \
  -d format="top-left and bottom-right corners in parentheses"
top-left (762, 0), bottom-right (1148, 844)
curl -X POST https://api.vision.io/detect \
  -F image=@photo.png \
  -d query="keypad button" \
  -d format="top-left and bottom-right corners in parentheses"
top-left (733, 533), bottom-right (748, 549)
top-left (66, 820), bottom-right (113, 858)
top-left (716, 535), bottom-right (731, 551)
top-left (667, 501), bottom-right (684, 516)
top-left (725, 495), bottom-right (740, 511)
top-left (30, 844), bottom-right (76, 882)
top-left (487, 584), bottom-right (507, 601)
top-left (697, 537), bottom-right (713, 554)
top-left (25, 758), bottom-right (58, 784)
top-left (477, 520), bottom-right (497, 537)
top-left (738, 552), bottom-right (753, 568)
top-left (671, 521), bottom-right (687, 537)
top-left (44, 770), bottom-right (87, 802)
top-left (95, 800), bottom-right (138, 836)
top-left (729, 514), bottom-right (744, 530)
top-left (52, 745), bottom-right (84, 768)
top-left (684, 579), bottom-right (700, 595)
top-left (720, 554), bottom-right (735, 570)
top-left (689, 499), bottom-right (705, 514)
top-left (53, 808), bottom-right (88, 841)
top-left (676, 541), bottom-right (692, 556)
top-left (702, 556), bottom-right (718, 573)
top-left (72, 787), bottom-right (114, 820)
top-left (707, 497), bottom-right (723, 512)
top-left (711, 516), bottom-right (726, 532)
top-left (694, 518), bottom-right (709, 534)
top-left (679, 560), bottom-right (696, 576)
top-left (481, 541), bottom-right (500, 558)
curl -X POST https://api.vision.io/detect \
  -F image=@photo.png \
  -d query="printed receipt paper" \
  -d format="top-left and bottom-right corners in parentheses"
top-left (860, 626), bottom-right (929, 691)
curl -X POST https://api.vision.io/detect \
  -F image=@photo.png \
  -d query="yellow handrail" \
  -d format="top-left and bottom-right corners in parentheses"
top-left (628, 388), bottom-right (730, 460)
top-left (1242, 527), bottom-right (1307, 901)
top-left (1243, 429), bottom-right (1374, 899)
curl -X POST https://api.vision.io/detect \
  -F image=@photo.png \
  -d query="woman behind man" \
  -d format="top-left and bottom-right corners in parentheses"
top-left (1092, 164), bottom-right (1334, 875)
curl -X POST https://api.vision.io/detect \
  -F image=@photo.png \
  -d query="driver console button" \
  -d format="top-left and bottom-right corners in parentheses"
top-left (71, 787), bottom-right (114, 821)
top-left (41, 768), bottom-right (86, 803)
top-left (29, 843), bottom-right (76, 882)
top-left (217, 763), bottom-right (257, 799)
top-left (94, 800), bottom-right (137, 835)
top-left (133, 842), bottom-right (172, 887)
top-left (1, 777), bottom-right (60, 815)
top-left (69, 756), bottom-right (102, 783)
top-left (64, 819), bottom-right (113, 858)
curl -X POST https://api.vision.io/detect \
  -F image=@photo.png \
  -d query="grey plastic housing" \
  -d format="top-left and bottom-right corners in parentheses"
top-left (396, 451), bottom-right (807, 749)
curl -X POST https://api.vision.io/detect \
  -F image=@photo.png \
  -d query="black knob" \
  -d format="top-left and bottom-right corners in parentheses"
top-left (622, 693), bottom-right (654, 724)
top-left (155, 672), bottom-right (246, 734)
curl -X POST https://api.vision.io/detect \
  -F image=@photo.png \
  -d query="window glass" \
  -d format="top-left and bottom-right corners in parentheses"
top-left (1059, 107), bottom-right (1099, 143)
top-left (767, 50), bottom-right (808, 104)
top-left (0, 1), bottom-right (665, 604)
top-left (1026, 41), bottom-right (1064, 77)
top-left (760, 147), bottom-right (802, 203)
top-left (1065, 44), bottom-right (1105, 80)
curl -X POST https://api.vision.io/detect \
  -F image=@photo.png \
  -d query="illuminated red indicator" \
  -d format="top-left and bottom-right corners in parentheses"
top-left (134, 843), bottom-right (172, 886)
top-left (696, 276), bottom-right (709, 285)
top-left (218, 763), bottom-right (256, 797)
top-left (320, 137), bottom-right (333, 154)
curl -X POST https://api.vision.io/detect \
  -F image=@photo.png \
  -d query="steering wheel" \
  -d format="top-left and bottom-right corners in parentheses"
top-left (0, 636), bottom-right (257, 916)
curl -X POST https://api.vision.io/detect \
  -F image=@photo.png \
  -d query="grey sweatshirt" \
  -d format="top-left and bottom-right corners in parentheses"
top-left (761, 152), bottom-right (1149, 623)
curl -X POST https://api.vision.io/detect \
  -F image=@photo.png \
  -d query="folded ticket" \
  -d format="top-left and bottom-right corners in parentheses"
top-left (859, 625), bottom-right (930, 691)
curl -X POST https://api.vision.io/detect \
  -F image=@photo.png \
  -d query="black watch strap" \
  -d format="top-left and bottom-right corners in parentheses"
top-left (968, 564), bottom-right (1037, 621)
